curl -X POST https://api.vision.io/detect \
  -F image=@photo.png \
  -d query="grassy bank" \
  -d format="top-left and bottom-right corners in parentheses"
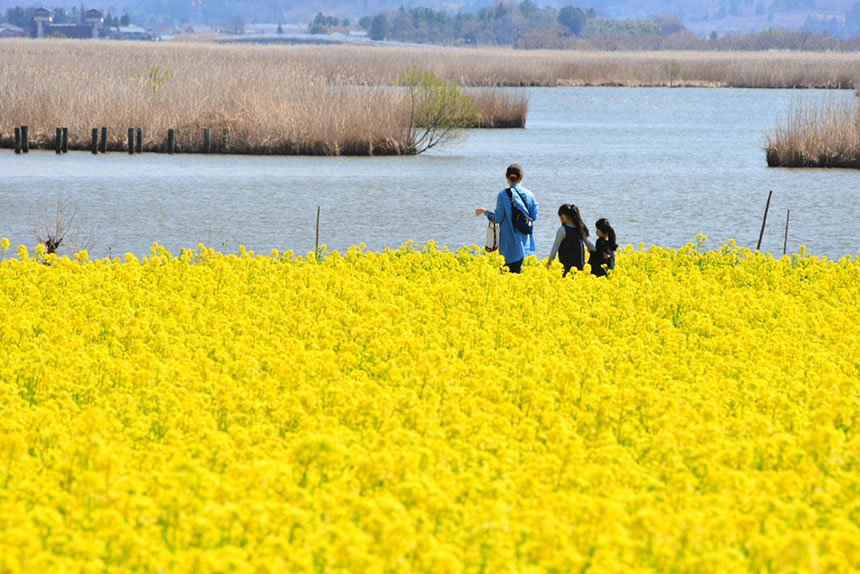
top-left (0, 40), bottom-right (527, 156)
top-left (288, 45), bottom-right (860, 89)
top-left (766, 98), bottom-right (860, 168)
top-left (2, 40), bottom-right (858, 156)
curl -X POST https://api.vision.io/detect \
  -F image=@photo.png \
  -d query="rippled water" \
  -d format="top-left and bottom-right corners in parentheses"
top-left (2, 87), bottom-right (858, 259)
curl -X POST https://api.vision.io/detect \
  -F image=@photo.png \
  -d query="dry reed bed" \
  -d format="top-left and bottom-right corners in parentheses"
top-left (3, 40), bottom-right (860, 155)
top-left (766, 98), bottom-right (860, 168)
top-left (0, 40), bottom-right (526, 155)
top-left (275, 44), bottom-right (860, 88)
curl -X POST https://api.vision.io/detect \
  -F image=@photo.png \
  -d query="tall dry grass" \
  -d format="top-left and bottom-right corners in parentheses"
top-left (0, 41), bottom-right (527, 155)
top-left (2, 40), bottom-right (860, 155)
top-left (469, 88), bottom-right (529, 128)
top-left (0, 40), bottom-right (414, 155)
top-left (766, 98), bottom-right (860, 168)
top-left (270, 44), bottom-right (860, 88)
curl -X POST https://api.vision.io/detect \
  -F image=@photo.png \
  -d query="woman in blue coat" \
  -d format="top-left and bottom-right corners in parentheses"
top-left (475, 164), bottom-right (539, 274)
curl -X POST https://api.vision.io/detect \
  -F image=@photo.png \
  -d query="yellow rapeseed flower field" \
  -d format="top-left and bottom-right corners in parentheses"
top-left (0, 238), bottom-right (859, 573)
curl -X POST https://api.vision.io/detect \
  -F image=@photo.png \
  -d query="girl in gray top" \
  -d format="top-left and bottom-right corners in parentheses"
top-left (546, 204), bottom-right (594, 276)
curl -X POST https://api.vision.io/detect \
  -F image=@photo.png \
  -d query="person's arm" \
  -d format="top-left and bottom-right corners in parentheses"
top-left (476, 191), bottom-right (506, 223)
top-left (546, 226), bottom-right (565, 268)
top-left (584, 237), bottom-right (596, 252)
top-left (596, 240), bottom-right (611, 261)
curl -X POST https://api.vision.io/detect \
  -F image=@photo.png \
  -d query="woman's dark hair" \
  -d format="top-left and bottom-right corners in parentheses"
top-left (506, 164), bottom-right (524, 183)
top-left (595, 218), bottom-right (618, 251)
top-left (558, 204), bottom-right (589, 239)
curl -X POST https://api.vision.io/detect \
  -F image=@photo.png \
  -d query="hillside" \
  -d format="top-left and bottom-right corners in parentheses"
top-left (1, 0), bottom-right (858, 34)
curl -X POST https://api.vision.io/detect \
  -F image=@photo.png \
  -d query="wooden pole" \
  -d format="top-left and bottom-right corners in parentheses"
top-left (203, 128), bottom-right (211, 154)
top-left (756, 190), bottom-right (773, 252)
top-left (167, 129), bottom-right (175, 154)
top-left (14, 127), bottom-right (21, 154)
top-left (91, 128), bottom-right (98, 154)
top-left (99, 127), bottom-right (107, 153)
top-left (61, 127), bottom-right (68, 153)
top-left (136, 128), bottom-right (142, 154)
top-left (315, 206), bottom-right (320, 258)
top-left (128, 128), bottom-right (134, 155)
top-left (221, 128), bottom-right (227, 152)
top-left (783, 210), bottom-right (790, 256)
top-left (56, 128), bottom-right (62, 154)
top-left (21, 125), bottom-right (28, 153)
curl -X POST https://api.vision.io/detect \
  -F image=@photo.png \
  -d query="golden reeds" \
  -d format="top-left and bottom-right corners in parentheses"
top-left (766, 98), bottom-right (860, 168)
top-left (468, 88), bottom-right (529, 128)
top-left (0, 41), bottom-right (413, 155)
top-left (3, 40), bottom-right (860, 156)
top-left (274, 44), bottom-right (860, 88)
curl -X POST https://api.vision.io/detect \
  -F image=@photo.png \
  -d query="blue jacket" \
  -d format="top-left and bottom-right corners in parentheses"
top-left (484, 183), bottom-right (539, 264)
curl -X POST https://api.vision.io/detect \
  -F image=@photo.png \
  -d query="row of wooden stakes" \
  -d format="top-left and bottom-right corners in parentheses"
top-left (11, 126), bottom-right (226, 155)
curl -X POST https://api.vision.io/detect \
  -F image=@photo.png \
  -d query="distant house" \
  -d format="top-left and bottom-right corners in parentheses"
top-left (43, 24), bottom-right (99, 39)
top-left (29, 8), bottom-right (105, 39)
top-left (33, 7), bottom-right (51, 38)
top-left (0, 24), bottom-right (25, 38)
top-left (183, 25), bottom-right (215, 35)
top-left (150, 25), bottom-right (174, 41)
top-left (116, 25), bottom-right (150, 40)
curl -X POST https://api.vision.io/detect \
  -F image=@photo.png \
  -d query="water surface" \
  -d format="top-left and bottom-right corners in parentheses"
top-left (1, 87), bottom-right (858, 259)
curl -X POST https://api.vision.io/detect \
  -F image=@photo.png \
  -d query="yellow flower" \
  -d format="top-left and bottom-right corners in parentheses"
top-left (0, 240), bottom-right (858, 572)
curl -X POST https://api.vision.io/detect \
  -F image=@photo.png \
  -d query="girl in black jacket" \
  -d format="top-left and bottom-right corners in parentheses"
top-left (590, 218), bottom-right (618, 277)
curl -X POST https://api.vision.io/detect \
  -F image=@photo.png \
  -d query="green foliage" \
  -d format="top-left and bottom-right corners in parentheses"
top-left (558, 6), bottom-right (586, 36)
top-left (369, 14), bottom-right (389, 40)
top-left (308, 12), bottom-right (347, 34)
top-left (585, 17), bottom-right (661, 36)
top-left (4, 6), bottom-right (34, 28)
top-left (662, 59), bottom-right (681, 85)
top-left (130, 65), bottom-right (174, 99)
top-left (397, 64), bottom-right (478, 154)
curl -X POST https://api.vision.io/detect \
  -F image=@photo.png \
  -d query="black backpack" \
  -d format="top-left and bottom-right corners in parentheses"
top-left (506, 187), bottom-right (534, 235)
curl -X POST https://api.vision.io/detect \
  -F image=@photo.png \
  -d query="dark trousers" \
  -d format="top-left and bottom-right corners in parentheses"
top-left (504, 258), bottom-right (523, 274)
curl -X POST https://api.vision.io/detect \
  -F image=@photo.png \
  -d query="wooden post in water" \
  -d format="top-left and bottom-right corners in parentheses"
top-left (61, 127), bottom-right (68, 153)
top-left (99, 127), bottom-right (107, 153)
top-left (783, 210), bottom-right (790, 256)
top-left (21, 126), bottom-right (29, 153)
top-left (91, 128), bottom-right (98, 154)
top-left (14, 127), bottom-right (21, 154)
top-left (56, 128), bottom-right (62, 154)
top-left (128, 128), bottom-right (134, 155)
top-left (167, 129), bottom-right (175, 154)
top-left (136, 128), bottom-right (142, 154)
top-left (756, 190), bottom-right (773, 252)
top-left (315, 206), bottom-right (320, 258)
top-left (203, 128), bottom-right (211, 154)
top-left (221, 128), bottom-right (227, 153)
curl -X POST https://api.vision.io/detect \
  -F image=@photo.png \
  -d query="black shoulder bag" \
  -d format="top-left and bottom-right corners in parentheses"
top-left (506, 187), bottom-right (534, 235)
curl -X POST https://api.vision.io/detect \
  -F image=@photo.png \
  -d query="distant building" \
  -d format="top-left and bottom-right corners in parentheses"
top-left (116, 25), bottom-right (150, 40)
top-left (150, 26), bottom-right (175, 41)
top-left (85, 9), bottom-right (104, 38)
top-left (183, 25), bottom-right (215, 35)
top-left (0, 24), bottom-right (25, 38)
top-left (33, 7), bottom-right (51, 38)
top-left (27, 8), bottom-right (105, 39)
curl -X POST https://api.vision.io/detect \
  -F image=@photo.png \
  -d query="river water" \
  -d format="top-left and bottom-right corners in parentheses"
top-left (1, 87), bottom-right (858, 260)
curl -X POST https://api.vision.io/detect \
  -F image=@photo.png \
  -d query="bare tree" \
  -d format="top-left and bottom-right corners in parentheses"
top-left (31, 196), bottom-right (99, 256)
